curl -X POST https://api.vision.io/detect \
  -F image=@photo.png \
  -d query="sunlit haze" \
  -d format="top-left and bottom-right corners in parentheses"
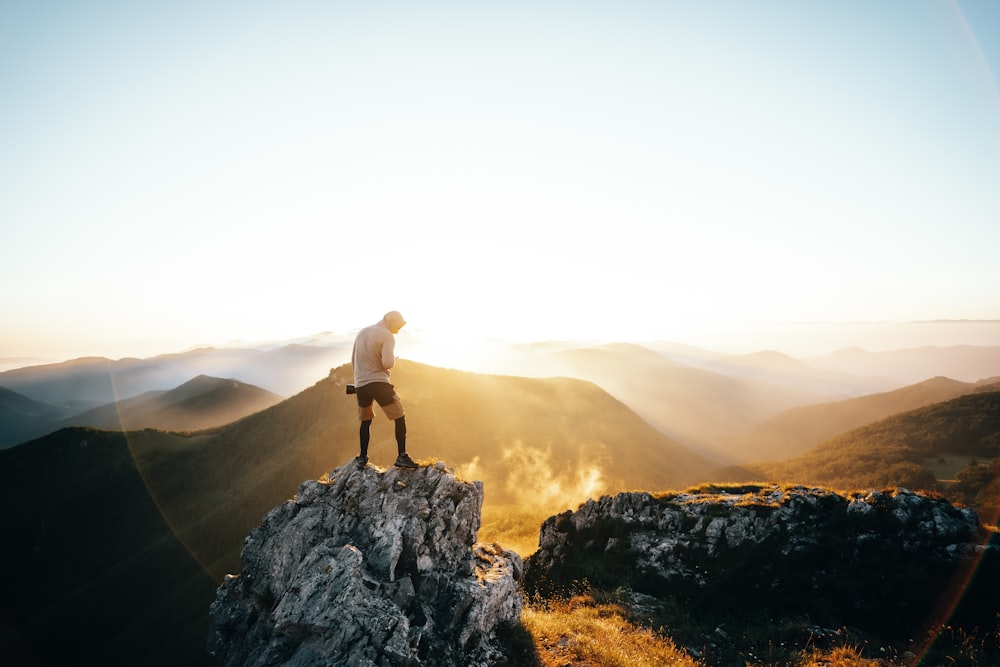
top-left (2, 2), bottom-right (999, 364)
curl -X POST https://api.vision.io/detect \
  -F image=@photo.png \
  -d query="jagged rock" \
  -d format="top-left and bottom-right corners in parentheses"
top-left (525, 484), bottom-right (994, 636)
top-left (207, 462), bottom-right (523, 667)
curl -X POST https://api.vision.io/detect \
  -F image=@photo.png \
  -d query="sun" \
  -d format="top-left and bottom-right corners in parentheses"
top-left (397, 326), bottom-right (513, 374)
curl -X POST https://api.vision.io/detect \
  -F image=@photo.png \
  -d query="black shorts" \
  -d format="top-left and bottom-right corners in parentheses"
top-left (356, 382), bottom-right (404, 420)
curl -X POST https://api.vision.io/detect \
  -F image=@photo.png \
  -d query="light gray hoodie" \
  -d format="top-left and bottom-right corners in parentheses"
top-left (351, 311), bottom-right (406, 387)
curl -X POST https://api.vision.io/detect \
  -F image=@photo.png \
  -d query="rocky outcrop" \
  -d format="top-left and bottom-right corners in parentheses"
top-left (525, 484), bottom-right (995, 636)
top-left (207, 462), bottom-right (523, 667)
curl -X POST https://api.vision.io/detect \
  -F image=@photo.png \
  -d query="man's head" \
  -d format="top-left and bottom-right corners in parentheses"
top-left (383, 310), bottom-right (406, 334)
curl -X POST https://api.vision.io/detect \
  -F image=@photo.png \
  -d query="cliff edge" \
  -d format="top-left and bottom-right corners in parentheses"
top-left (525, 484), bottom-right (996, 638)
top-left (207, 462), bottom-right (523, 667)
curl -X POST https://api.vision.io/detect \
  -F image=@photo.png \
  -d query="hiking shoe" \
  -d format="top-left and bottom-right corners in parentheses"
top-left (355, 455), bottom-right (368, 467)
top-left (394, 453), bottom-right (418, 469)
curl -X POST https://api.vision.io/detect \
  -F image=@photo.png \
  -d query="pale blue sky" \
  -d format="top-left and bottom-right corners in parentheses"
top-left (2, 1), bottom-right (999, 360)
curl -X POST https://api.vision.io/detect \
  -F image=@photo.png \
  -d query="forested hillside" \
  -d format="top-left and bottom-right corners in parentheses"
top-left (724, 377), bottom-right (1000, 464)
top-left (747, 392), bottom-right (1000, 522)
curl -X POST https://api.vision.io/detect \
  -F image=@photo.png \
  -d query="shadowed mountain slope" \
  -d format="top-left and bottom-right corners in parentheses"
top-left (0, 386), bottom-right (75, 448)
top-left (723, 376), bottom-right (1000, 464)
top-left (63, 374), bottom-right (284, 433)
top-left (0, 428), bottom-right (217, 667)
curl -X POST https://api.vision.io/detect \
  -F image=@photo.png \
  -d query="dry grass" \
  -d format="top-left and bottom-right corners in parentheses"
top-left (520, 596), bottom-right (918, 667)
top-left (521, 596), bottom-right (704, 667)
top-left (790, 645), bottom-right (894, 667)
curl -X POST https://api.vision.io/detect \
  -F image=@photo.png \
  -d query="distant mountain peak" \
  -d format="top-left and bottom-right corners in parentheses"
top-left (715, 349), bottom-right (806, 368)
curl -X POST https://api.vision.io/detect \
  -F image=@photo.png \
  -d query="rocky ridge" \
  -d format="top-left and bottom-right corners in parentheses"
top-left (525, 484), bottom-right (996, 637)
top-left (207, 462), bottom-right (523, 667)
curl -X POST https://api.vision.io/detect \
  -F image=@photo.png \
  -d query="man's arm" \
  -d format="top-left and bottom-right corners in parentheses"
top-left (381, 333), bottom-right (396, 371)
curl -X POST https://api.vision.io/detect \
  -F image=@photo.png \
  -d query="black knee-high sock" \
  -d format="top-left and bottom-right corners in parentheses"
top-left (359, 420), bottom-right (372, 457)
top-left (394, 416), bottom-right (407, 455)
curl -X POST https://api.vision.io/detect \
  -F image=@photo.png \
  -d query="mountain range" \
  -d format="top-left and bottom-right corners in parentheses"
top-left (2, 350), bottom-right (999, 667)
top-left (483, 341), bottom-right (1000, 462)
top-left (0, 337), bottom-right (351, 408)
top-left (474, 342), bottom-right (842, 455)
top-left (0, 374), bottom-right (284, 449)
top-left (0, 386), bottom-right (77, 448)
top-left (63, 374), bottom-right (284, 433)
top-left (721, 375), bottom-right (1000, 464)
top-left (0, 360), bottom-right (714, 666)
top-left (804, 344), bottom-right (1000, 385)
top-left (142, 360), bottom-right (717, 578)
top-left (3, 339), bottom-right (999, 461)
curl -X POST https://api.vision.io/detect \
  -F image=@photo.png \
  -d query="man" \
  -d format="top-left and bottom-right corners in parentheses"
top-left (351, 310), bottom-right (417, 469)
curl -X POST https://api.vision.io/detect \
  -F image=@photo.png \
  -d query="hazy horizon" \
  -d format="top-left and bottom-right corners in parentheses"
top-left (3, 319), bottom-right (999, 376)
top-left (3, 3), bottom-right (999, 364)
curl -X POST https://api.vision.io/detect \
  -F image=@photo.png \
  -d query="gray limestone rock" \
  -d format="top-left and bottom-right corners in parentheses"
top-left (525, 484), bottom-right (992, 635)
top-left (207, 462), bottom-right (522, 667)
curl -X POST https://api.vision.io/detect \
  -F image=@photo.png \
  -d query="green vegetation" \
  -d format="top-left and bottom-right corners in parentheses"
top-left (747, 392), bottom-right (1000, 522)
top-left (950, 457), bottom-right (1000, 522)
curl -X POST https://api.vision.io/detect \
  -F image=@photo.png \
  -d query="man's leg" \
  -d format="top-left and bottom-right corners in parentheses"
top-left (379, 389), bottom-right (415, 468)
top-left (368, 382), bottom-right (414, 468)
top-left (360, 419), bottom-right (372, 458)
top-left (356, 390), bottom-right (375, 464)
top-left (392, 416), bottom-right (416, 468)
top-left (394, 416), bottom-right (406, 455)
